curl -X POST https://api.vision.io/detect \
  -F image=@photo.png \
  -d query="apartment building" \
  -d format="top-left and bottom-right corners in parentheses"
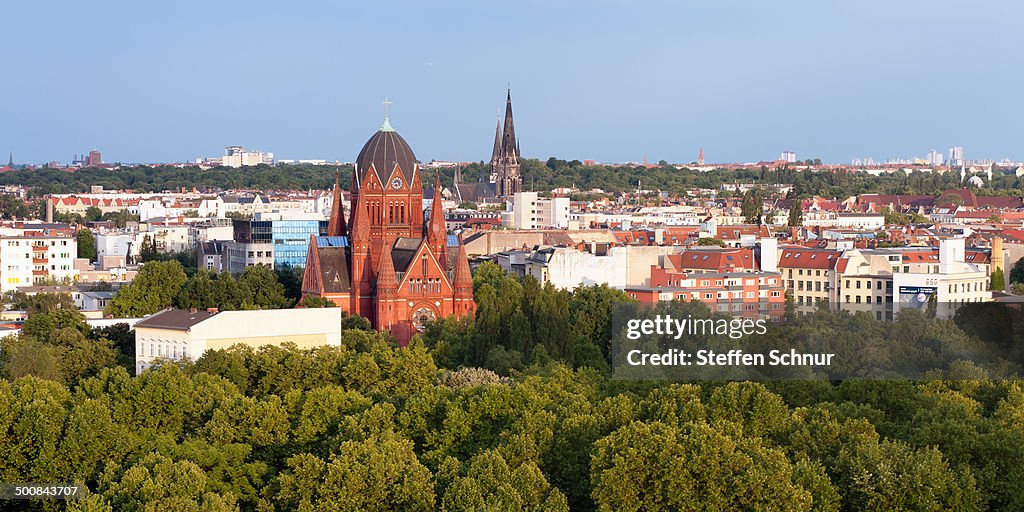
top-left (776, 248), bottom-right (842, 314)
top-left (0, 223), bottom-right (78, 291)
top-left (626, 271), bottom-right (785, 321)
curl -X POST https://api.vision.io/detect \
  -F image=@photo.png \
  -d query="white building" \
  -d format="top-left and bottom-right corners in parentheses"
top-left (221, 146), bottom-right (274, 168)
top-left (96, 232), bottom-right (139, 260)
top-left (891, 238), bottom-right (990, 319)
top-left (0, 225), bottom-right (78, 291)
top-left (781, 151), bottom-right (797, 163)
top-left (801, 212), bottom-right (885, 230)
top-left (503, 192), bottom-right (571, 229)
top-left (523, 245), bottom-right (682, 290)
top-left (134, 308), bottom-right (342, 374)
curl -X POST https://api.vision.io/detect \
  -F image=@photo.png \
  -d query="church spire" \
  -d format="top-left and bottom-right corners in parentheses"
top-left (427, 174), bottom-right (448, 266)
top-left (453, 243), bottom-right (472, 293)
top-left (376, 243), bottom-right (398, 295)
top-left (501, 89), bottom-right (518, 159)
top-left (326, 173), bottom-right (347, 237)
top-left (491, 117), bottom-right (502, 163)
top-left (351, 187), bottom-right (370, 242)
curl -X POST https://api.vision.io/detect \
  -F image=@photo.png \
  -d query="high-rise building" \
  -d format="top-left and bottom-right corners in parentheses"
top-left (781, 151), bottom-right (797, 163)
top-left (87, 150), bottom-right (102, 167)
top-left (927, 149), bottom-right (943, 166)
top-left (490, 89), bottom-right (522, 197)
top-left (221, 146), bottom-right (274, 167)
top-left (949, 146), bottom-right (964, 167)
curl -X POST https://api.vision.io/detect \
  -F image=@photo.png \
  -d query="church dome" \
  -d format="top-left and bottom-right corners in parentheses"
top-left (355, 119), bottom-right (418, 187)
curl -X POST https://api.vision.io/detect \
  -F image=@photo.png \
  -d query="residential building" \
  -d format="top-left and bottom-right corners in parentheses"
top-left (0, 223), bottom-right (78, 291)
top-left (627, 271), bottom-right (785, 321)
top-left (776, 248), bottom-right (842, 314)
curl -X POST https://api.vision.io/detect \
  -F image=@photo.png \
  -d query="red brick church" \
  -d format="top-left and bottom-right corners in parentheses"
top-left (300, 116), bottom-right (476, 345)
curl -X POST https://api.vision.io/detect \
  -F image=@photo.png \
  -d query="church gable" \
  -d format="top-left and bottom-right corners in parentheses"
top-left (396, 239), bottom-right (453, 294)
top-left (301, 236), bottom-right (323, 295)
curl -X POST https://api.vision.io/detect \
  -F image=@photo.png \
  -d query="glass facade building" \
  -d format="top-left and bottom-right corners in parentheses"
top-left (271, 220), bottom-right (328, 268)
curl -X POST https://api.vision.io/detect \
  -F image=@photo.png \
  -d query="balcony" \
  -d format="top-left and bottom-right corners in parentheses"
top-left (32, 270), bottom-right (48, 276)
top-left (32, 257), bottom-right (48, 264)
top-left (31, 245), bottom-right (47, 252)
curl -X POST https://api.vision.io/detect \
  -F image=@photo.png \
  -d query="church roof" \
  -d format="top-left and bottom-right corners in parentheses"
top-left (317, 246), bottom-right (351, 293)
top-left (391, 237), bottom-right (423, 273)
top-left (315, 236), bottom-right (350, 247)
top-left (356, 124), bottom-right (418, 187)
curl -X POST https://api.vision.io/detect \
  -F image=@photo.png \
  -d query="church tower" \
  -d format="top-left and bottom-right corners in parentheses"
top-left (490, 89), bottom-right (522, 197)
top-left (303, 105), bottom-right (476, 346)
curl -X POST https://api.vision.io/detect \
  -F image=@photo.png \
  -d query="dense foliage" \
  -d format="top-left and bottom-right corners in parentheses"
top-left (4, 262), bottom-right (1024, 511)
top-left (105, 261), bottom-right (292, 317)
top-left (3, 160), bottom-right (1023, 200)
top-left (2, 327), bottom-right (1024, 510)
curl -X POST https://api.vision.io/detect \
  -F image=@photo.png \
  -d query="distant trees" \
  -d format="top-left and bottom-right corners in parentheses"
top-left (695, 237), bottom-right (726, 247)
top-left (741, 189), bottom-right (764, 224)
top-left (76, 229), bottom-right (96, 261)
top-left (1012, 258), bottom-right (1024, 286)
top-left (105, 260), bottom-right (189, 317)
top-left (106, 262), bottom-right (296, 317)
top-left (788, 200), bottom-right (803, 227)
top-left (422, 262), bottom-right (630, 374)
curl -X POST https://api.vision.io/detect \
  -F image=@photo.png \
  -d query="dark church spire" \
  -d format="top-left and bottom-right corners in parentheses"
top-left (490, 89), bottom-right (522, 197)
top-left (501, 89), bottom-right (518, 160)
top-left (491, 118), bottom-right (502, 163)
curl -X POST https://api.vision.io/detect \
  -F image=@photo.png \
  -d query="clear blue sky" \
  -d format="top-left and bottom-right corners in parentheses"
top-left (2, 1), bottom-right (1021, 165)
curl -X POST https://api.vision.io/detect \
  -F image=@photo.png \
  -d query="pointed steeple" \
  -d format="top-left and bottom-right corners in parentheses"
top-left (501, 89), bottom-right (518, 159)
top-left (453, 243), bottom-right (472, 293)
top-left (427, 174), bottom-right (448, 269)
top-left (428, 175), bottom-right (446, 241)
top-left (7, 152), bottom-right (12, 167)
top-left (326, 173), bottom-right (347, 237)
top-left (491, 118), bottom-right (502, 163)
top-left (376, 243), bottom-right (398, 295)
top-left (698, 147), bottom-right (704, 166)
top-left (351, 188), bottom-right (370, 242)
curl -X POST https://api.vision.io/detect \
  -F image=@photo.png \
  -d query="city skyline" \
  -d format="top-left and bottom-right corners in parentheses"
top-left (2, 1), bottom-right (1023, 165)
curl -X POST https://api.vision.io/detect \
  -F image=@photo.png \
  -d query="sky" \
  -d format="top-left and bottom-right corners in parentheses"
top-left (2, 1), bottom-right (1022, 166)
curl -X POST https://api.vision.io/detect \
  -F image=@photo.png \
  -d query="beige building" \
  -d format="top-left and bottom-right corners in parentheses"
top-left (776, 248), bottom-right (842, 314)
top-left (134, 307), bottom-right (342, 373)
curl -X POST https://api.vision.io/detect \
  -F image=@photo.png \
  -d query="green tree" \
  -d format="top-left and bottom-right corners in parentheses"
top-left (299, 296), bottom-right (336, 308)
top-left (105, 260), bottom-right (188, 317)
top-left (275, 434), bottom-right (435, 511)
top-left (788, 199), bottom-right (803, 227)
top-left (991, 267), bottom-right (1006, 291)
top-left (1011, 258), bottom-right (1024, 285)
top-left (76, 229), bottom-right (96, 261)
top-left (85, 206), bottom-right (103, 222)
top-left (591, 421), bottom-right (813, 511)
top-left (441, 450), bottom-right (569, 511)
top-left (695, 237), bottom-right (726, 247)
top-left (741, 188), bottom-right (764, 224)
top-left (238, 265), bottom-right (291, 309)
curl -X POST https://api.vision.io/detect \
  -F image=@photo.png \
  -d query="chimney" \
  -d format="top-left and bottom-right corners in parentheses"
top-left (206, 307), bottom-right (219, 313)
top-left (189, 307), bottom-right (198, 313)
top-left (46, 196), bottom-right (53, 223)
top-left (992, 236), bottom-right (1005, 275)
